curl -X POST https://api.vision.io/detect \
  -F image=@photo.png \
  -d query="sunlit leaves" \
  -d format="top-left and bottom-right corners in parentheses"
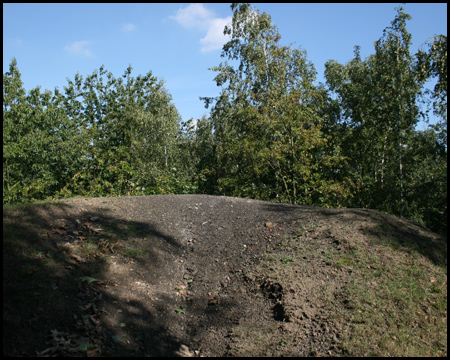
top-left (323, 7), bottom-right (446, 233)
top-left (201, 4), bottom-right (348, 205)
top-left (3, 59), bottom-right (184, 202)
top-left (3, 59), bottom-right (83, 203)
top-left (416, 35), bottom-right (447, 125)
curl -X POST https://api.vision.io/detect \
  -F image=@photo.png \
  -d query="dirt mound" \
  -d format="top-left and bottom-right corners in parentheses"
top-left (3, 195), bottom-right (447, 356)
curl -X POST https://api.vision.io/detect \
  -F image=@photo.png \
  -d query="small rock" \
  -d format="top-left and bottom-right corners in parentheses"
top-left (175, 344), bottom-right (193, 357)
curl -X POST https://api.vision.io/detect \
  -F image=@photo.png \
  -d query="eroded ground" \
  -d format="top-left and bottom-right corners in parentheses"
top-left (3, 195), bottom-right (447, 356)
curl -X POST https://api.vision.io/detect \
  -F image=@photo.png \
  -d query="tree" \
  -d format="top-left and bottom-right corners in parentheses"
top-left (372, 6), bottom-right (424, 217)
top-left (325, 7), bottom-right (424, 217)
top-left (416, 35), bottom-right (447, 146)
top-left (325, 47), bottom-right (380, 208)
top-left (179, 115), bottom-right (216, 194)
top-left (4, 58), bottom-right (28, 202)
top-left (3, 58), bottom-right (87, 203)
top-left (58, 64), bottom-right (182, 197)
top-left (201, 3), bottom-right (349, 205)
top-left (4, 59), bottom-right (184, 202)
top-left (402, 128), bottom-right (447, 235)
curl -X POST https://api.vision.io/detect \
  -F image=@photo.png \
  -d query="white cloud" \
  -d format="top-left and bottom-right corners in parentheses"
top-left (64, 41), bottom-right (93, 57)
top-left (199, 17), bottom-right (232, 53)
top-left (170, 3), bottom-right (231, 53)
top-left (122, 23), bottom-right (137, 32)
top-left (170, 3), bottom-right (212, 29)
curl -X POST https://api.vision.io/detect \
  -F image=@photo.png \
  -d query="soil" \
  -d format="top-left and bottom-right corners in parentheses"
top-left (3, 194), bottom-right (447, 357)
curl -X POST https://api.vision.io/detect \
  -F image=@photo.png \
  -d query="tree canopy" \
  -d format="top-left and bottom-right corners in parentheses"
top-left (3, 4), bottom-right (446, 236)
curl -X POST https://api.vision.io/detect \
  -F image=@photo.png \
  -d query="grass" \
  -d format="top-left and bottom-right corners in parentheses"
top-left (231, 322), bottom-right (283, 357)
top-left (4, 198), bottom-right (447, 357)
top-left (246, 218), bottom-right (447, 357)
top-left (337, 247), bottom-right (447, 357)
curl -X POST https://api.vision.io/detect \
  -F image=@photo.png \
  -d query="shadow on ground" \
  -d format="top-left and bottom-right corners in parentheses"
top-left (3, 195), bottom-right (447, 356)
top-left (262, 202), bottom-right (447, 267)
top-left (3, 200), bottom-right (190, 356)
top-left (4, 196), bottom-right (282, 356)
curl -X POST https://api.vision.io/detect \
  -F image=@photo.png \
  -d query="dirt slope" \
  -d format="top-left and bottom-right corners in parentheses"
top-left (3, 195), bottom-right (447, 356)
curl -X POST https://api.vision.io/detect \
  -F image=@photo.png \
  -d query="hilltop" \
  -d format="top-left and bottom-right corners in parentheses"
top-left (3, 195), bottom-right (447, 356)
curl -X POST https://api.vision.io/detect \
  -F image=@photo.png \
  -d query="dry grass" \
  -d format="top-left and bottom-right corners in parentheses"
top-left (247, 213), bottom-right (447, 356)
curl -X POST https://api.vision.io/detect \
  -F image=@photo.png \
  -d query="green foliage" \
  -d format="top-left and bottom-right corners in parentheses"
top-left (3, 60), bottom-right (189, 203)
top-left (3, 5), bottom-right (446, 236)
top-left (401, 129), bottom-right (447, 235)
top-left (200, 3), bottom-right (349, 206)
top-left (416, 35), bottom-right (447, 122)
top-left (323, 6), bottom-right (446, 234)
top-left (3, 59), bottom-right (87, 203)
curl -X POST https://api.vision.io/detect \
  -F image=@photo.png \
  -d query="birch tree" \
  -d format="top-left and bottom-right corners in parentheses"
top-left (202, 3), bottom-right (349, 204)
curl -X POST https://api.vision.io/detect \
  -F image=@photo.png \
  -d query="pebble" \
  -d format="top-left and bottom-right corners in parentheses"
top-left (175, 344), bottom-right (193, 357)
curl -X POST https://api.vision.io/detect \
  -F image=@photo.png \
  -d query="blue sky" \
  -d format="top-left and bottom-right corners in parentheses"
top-left (3, 3), bottom-right (447, 130)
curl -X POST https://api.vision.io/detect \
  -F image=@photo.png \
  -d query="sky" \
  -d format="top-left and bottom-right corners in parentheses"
top-left (3, 3), bottom-right (447, 130)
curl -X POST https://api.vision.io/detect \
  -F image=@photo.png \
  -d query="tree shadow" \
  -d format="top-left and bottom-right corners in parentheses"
top-left (3, 200), bottom-right (187, 356)
top-left (6, 196), bottom-right (444, 356)
top-left (3, 197), bottom-right (253, 357)
top-left (259, 202), bottom-right (446, 267)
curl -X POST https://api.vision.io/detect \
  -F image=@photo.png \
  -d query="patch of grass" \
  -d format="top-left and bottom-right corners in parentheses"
top-left (338, 258), bottom-right (352, 265)
top-left (3, 198), bottom-right (66, 211)
top-left (230, 322), bottom-right (285, 356)
top-left (175, 305), bottom-right (185, 314)
top-left (249, 217), bottom-right (447, 357)
top-left (122, 247), bottom-right (149, 259)
top-left (110, 236), bottom-right (150, 260)
top-left (81, 238), bottom-right (104, 258)
top-left (294, 220), bottom-right (327, 236)
top-left (333, 247), bottom-right (447, 356)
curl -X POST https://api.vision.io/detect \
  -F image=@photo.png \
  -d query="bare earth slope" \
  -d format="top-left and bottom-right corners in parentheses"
top-left (3, 195), bottom-right (447, 356)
